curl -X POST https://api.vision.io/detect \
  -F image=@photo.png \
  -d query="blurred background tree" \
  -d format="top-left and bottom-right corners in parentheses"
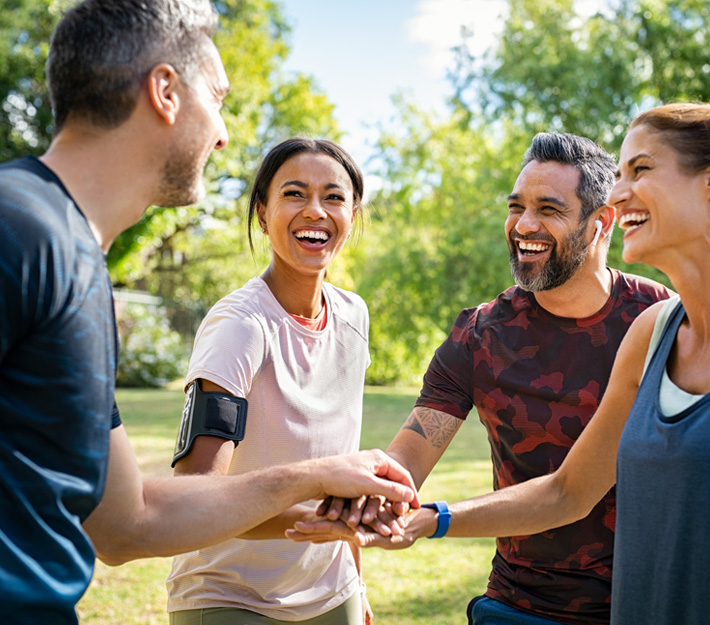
top-left (355, 0), bottom-right (708, 382)
top-left (2, 0), bottom-right (708, 385)
top-left (0, 0), bottom-right (339, 308)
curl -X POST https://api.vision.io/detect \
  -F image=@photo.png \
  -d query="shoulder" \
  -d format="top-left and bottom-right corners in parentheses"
top-left (454, 285), bottom-right (530, 336)
top-left (198, 279), bottom-right (271, 336)
top-left (188, 282), bottom-right (270, 384)
top-left (0, 157), bottom-right (87, 257)
top-left (0, 157), bottom-right (70, 214)
top-left (1, 159), bottom-right (56, 228)
top-left (613, 299), bottom-right (672, 376)
top-left (633, 295), bottom-right (681, 336)
top-left (0, 158), bottom-right (98, 304)
top-left (323, 282), bottom-right (368, 313)
top-left (614, 269), bottom-right (674, 305)
top-left (323, 282), bottom-right (369, 336)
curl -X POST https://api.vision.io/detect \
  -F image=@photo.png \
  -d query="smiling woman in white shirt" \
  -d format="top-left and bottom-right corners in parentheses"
top-left (167, 138), bottom-right (373, 625)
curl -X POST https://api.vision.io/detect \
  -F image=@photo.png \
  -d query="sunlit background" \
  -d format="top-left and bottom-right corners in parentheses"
top-left (1, 0), bottom-right (700, 387)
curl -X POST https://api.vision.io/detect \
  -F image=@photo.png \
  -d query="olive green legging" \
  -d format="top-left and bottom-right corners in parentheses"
top-left (169, 592), bottom-right (361, 625)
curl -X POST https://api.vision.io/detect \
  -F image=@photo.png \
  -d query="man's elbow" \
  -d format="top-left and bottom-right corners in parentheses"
top-left (95, 547), bottom-right (132, 567)
top-left (88, 533), bottom-right (143, 566)
top-left (86, 525), bottom-right (158, 566)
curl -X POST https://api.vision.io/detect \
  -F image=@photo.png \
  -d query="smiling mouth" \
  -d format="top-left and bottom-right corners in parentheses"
top-left (294, 230), bottom-right (331, 245)
top-left (618, 212), bottom-right (649, 233)
top-left (517, 240), bottom-right (552, 257)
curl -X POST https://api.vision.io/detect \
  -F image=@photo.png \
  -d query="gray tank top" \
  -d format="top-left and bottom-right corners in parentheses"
top-left (613, 300), bottom-right (710, 624)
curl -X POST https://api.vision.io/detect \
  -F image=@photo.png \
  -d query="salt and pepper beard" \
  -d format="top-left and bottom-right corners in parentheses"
top-left (509, 218), bottom-right (590, 292)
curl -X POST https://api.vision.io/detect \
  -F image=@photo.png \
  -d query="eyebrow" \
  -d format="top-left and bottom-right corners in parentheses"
top-left (616, 152), bottom-right (655, 177)
top-left (507, 192), bottom-right (568, 208)
top-left (628, 153), bottom-right (654, 166)
top-left (280, 180), bottom-right (346, 191)
top-left (212, 78), bottom-right (231, 99)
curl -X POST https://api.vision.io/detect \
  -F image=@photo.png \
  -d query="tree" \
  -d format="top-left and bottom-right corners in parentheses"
top-left (359, 0), bottom-right (702, 383)
top-left (0, 0), bottom-right (341, 310)
top-left (0, 0), bottom-right (68, 160)
top-left (450, 0), bottom-right (710, 149)
top-left (352, 99), bottom-right (530, 384)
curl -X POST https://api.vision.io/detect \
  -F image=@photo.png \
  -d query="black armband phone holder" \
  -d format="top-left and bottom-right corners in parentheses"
top-left (172, 379), bottom-right (248, 467)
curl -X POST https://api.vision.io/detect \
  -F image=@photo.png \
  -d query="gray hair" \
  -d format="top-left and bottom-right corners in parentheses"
top-left (523, 132), bottom-right (616, 220)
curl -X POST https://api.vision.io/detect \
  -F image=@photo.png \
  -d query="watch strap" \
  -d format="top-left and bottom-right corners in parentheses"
top-left (421, 500), bottom-right (451, 538)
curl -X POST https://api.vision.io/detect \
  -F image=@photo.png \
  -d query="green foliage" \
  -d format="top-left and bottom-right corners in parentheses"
top-left (0, 0), bottom-right (68, 159)
top-left (0, 0), bottom-right (692, 385)
top-left (451, 0), bottom-right (638, 147)
top-left (116, 304), bottom-right (189, 388)
top-left (353, 102), bottom-right (529, 384)
top-left (0, 0), bottom-right (340, 310)
top-left (622, 0), bottom-right (710, 103)
top-left (451, 0), bottom-right (710, 148)
top-left (355, 0), bottom-right (694, 383)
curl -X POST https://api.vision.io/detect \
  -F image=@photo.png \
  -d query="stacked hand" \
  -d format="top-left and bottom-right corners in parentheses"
top-left (316, 495), bottom-right (408, 536)
top-left (312, 449), bottom-right (421, 507)
top-left (285, 489), bottom-right (438, 550)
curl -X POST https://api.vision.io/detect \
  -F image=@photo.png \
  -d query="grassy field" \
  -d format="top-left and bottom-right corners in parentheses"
top-left (77, 387), bottom-right (497, 624)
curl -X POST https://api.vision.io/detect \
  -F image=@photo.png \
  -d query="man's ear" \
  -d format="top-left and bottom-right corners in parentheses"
top-left (146, 63), bottom-right (181, 125)
top-left (596, 203), bottom-right (616, 234)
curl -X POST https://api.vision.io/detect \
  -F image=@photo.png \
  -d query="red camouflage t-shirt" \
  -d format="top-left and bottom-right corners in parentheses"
top-left (416, 269), bottom-right (672, 624)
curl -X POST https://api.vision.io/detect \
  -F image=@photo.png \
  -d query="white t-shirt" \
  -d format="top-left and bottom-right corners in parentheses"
top-left (167, 277), bottom-right (370, 620)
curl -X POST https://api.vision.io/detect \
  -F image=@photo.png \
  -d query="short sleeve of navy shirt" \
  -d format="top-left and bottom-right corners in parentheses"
top-left (0, 157), bottom-right (121, 624)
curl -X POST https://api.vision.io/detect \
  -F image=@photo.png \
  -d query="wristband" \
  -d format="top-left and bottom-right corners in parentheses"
top-left (421, 501), bottom-right (451, 538)
top-left (359, 581), bottom-right (367, 596)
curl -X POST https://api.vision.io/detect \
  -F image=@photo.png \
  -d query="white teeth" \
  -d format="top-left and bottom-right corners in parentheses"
top-left (518, 241), bottom-right (551, 252)
top-left (619, 212), bottom-right (650, 231)
top-left (295, 230), bottom-right (329, 241)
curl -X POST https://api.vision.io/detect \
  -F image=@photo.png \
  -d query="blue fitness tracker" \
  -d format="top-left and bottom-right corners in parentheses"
top-left (422, 500), bottom-right (451, 538)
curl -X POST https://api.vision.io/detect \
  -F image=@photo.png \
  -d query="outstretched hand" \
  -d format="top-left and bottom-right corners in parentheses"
top-left (285, 506), bottom-right (437, 550)
top-left (314, 449), bottom-right (421, 509)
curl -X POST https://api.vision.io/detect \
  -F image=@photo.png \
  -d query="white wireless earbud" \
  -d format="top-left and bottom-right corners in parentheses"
top-left (592, 219), bottom-right (603, 246)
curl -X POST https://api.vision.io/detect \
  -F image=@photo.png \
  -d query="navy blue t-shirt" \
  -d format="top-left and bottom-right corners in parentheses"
top-left (0, 157), bottom-right (121, 624)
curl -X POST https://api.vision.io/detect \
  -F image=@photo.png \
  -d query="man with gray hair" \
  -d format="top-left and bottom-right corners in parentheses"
top-left (292, 132), bottom-right (672, 624)
top-left (0, 2), bottom-right (417, 623)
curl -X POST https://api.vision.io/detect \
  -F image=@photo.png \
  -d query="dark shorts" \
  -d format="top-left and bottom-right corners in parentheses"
top-left (467, 596), bottom-right (562, 625)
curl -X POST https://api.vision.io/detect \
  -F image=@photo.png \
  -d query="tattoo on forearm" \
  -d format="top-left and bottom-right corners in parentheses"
top-left (402, 408), bottom-right (459, 448)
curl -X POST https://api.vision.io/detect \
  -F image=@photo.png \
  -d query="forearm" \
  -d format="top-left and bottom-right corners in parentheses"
top-left (386, 442), bottom-right (428, 489)
top-left (363, 474), bottom-right (592, 548)
top-left (445, 473), bottom-right (591, 538)
top-left (85, 444), bottom-right (419, 565)
top-left (386, 407), bottom-right (463, 489)
top-left (236, 504), bottom-right (315, 540)
top-left (86, 461), bottom-right (326, 565)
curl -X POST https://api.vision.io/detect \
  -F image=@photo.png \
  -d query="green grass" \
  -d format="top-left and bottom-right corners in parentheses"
top-left (77, 387), bottom-right (497, 624)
